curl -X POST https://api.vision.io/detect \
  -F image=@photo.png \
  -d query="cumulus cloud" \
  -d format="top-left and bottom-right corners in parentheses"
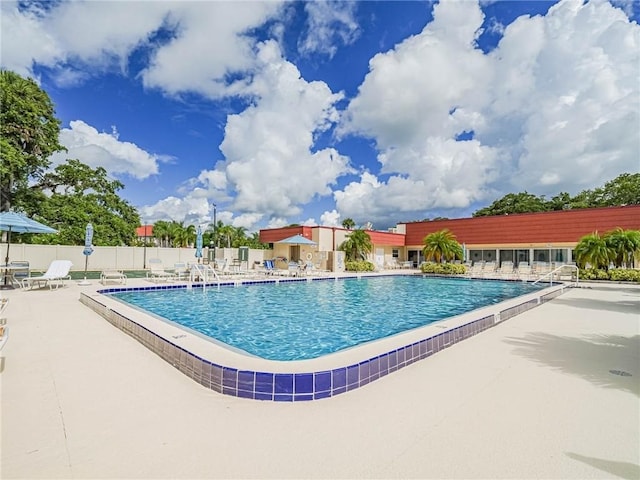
top-left (219, 40), bottom-right (353, 220)
top-left (0, 0), bottom-right (283, 96)
top-left (141, 2), bottom-right (284, 98)
top-left (320, 209), bottom-right (341, 227)
top-left (51, 120), bottom-right (165, 180)
top-left (298, 1), bottom-right (360, 58)
top-left (139, 195), bottom-right (211, 225)
top-left (337, 0), bottom-right (639, 225)
top-left (0, 0), bottom-right (169, 81)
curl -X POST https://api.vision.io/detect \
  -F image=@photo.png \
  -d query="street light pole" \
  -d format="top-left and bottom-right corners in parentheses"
top-left (143, 224), bottom-right (149, 269)
top-left (212, 203), bottom-right (217, 262)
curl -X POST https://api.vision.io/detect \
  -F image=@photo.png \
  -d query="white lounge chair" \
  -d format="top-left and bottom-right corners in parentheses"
top-left (22, 260), bottom-right (73, 290)
top-left (0, 297), bottom-right (8, 325)
top-left (100, 269), bottom-right (127, 285)
top-left (0, 325), bottom-right (8, 352)
top-left (146, 258), bottom-right (174, 282)
top-left (9, 261), bottom-right (30, 288)
top-left (173, 262), bottom-right (189, 281)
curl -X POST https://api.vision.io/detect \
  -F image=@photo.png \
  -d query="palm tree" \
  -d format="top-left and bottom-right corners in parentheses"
top-left (232, 226), bottom-right (247, 247)
top-left (574, 231), bottom-right (614, 269)
top-left (152, 220), bottom-right (171, 247)
top-left (422, 229), bottom-right (463, 263)
top-left (217, 224), bottom-right (235, 248)
top-left (604, 228), bottom-right (640, 268)
top-left (173, 224), bottom-right (195, 248)
top-left (342, 218), bottom-right (356, 229)
top-left (338, 229), bottom-right (373, 261)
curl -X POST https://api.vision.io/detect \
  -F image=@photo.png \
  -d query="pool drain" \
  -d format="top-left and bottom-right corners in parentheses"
top-left (609, 369), bottom-right (632, 377)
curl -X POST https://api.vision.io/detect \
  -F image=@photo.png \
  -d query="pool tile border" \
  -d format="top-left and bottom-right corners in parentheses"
top-left (80, 277), bottom-right (570, 402)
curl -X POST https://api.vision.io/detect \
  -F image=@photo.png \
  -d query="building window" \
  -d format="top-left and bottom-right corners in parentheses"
top-left (392, 249), bottom-right (399, 258)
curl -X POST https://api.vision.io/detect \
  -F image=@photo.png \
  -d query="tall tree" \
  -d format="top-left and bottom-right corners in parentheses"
top-left (152, 220), bottom-right (171, 247)
top-left (173, 223), bottom-right (195, 248)
top-left (0, 70), bottom-right (65, 212)
top-left (422, 229), bottom-right (463, 263)
top-left (30, 159), bottom-right (140, 246)
top-left (217, 224), bottom-right (235, 248)
top-left (473, 192), bottom-right (548, 217)
top-left (588, 173), bottom-right (640, 206)
top-left (338, 229), bottom-right (373, 261)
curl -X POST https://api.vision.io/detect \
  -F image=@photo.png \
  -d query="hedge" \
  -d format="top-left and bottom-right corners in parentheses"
top-left (345, 260), bottom-right (376, 272)
top-left (420, 262), bottom-right (467, 275)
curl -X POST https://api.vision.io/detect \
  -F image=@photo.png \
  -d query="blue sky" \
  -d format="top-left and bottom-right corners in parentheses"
top-left (2, 0), bottom-right (638, 232)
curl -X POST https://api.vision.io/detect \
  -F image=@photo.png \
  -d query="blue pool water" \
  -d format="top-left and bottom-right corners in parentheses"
top-left (110, 276), bottom-right (543, 361)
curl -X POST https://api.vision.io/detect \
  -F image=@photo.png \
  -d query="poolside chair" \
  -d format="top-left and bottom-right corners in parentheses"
top-left (9, 261), bottom-right (30, 288)
top-left (146, 258), bottom-right (174, 283)
top-left (496, 261), bottom-right (515, 279)
top-left (481, 261), bottom-right (497, 278)
top-left (100, 269), bottom-right (127, 285)
top-left (516, 262), bottom-right (533, 281)
top-left (173, 262), bottom-right (189, 281)
top-left (262, 259), bottom-right (287, 276)
top-left (0, 298), bottom-right (8, 325)
top-left (0, 325), bottom-right (8, 352)
top-left (22, 260), bottom-right (73, 290)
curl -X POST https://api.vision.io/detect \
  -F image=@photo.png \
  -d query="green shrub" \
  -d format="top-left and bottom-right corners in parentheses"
top-left (578, 268), bottom-right (640, 282)
top-left (608, 269), bottom-right (640, 282)
top-left (420, 262), bottom-right (466, 275)
top-left (579, 268), bottom-right (609, 280)
top-left (345, 260), bottom-right (375, 272)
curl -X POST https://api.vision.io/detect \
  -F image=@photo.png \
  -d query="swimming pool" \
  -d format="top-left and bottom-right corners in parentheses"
top-left (110, 276), bottom-right (543, 361)
top-left (81, 274), bottom-right (568, 401)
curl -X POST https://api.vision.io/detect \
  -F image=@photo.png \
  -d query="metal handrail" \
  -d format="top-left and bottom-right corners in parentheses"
top-left (532, 264), bottom-right (579, 286)
top-left (190, 263), bottom-right (220, 291)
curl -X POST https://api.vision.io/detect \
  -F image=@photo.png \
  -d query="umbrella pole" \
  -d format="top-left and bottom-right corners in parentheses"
top-left (2, 229), bottom-right (11, 288)
top-left (78, 255), bottom-right (91, 286)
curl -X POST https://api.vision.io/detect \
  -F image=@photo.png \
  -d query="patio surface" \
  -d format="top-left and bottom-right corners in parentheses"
top-left (1, 278), bottom-right (638, 479)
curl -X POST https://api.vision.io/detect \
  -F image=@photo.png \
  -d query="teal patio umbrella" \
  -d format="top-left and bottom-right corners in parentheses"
top-left (0, 211), bottom-right (58, 265)
top-left (0, 211), bottom-right (57, 289)
top-left (79, 223), bottom-right (94, 285)
top-left (195, 226), bottom-right (203, 262)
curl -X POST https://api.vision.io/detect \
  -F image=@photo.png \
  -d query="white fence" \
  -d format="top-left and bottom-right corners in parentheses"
top-left (3, 244), bottom-right (273, 272)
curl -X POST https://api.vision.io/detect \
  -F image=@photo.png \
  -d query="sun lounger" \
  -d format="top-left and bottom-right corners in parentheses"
top-left (173, 262), bottom-right (189, 281)
top-left (0, 325), bottom-right (8, 352)
top-left (9, 261), bottom-right (29, 288)
top-left (0, 298), bottom-right (8, 325)
top-left (22, 260), bottom-right (73, 290)
top-left (100, 269), bottom-right (127, 285)
top-left (146, 258), bottom-right (174, 282)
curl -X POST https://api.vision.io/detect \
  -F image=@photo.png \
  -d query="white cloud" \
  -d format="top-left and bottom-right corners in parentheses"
top-left (338, 0), bottom-right (639, 225)
top-left (231, 213), bottom-right (265, 230)
top-left (298, 1), bottom-right (360, 58)
top-left (51, 120), bottom-right (164, 180)
top-left (0, 0), bottom-right (283, 97)
top-left (267, 217), bottom-right (290, 229)
top-left (141, 2), bottom-right (284, 98)
top-left (139, 195), bottom-right (211, 225)
top-left (320, 209), bottom-right (341, 226)
top-left (219, 40), bottom-right (353, 219)
top-left (0, 0), bottom-right (169, 81)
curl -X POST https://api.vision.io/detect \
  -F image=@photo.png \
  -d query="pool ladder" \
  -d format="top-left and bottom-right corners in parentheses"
top-left (189, 263), bottom-right (221, 291)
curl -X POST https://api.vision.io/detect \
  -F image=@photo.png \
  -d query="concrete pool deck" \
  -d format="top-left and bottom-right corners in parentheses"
top-left (1, 278), bottom-right (638, 479)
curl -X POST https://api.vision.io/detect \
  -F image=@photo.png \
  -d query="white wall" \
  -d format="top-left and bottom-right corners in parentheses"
top-left (3, 243), bottom-right (273, 272)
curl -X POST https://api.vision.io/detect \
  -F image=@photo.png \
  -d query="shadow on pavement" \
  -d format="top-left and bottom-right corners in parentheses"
top-left (566, 452), bottom-right (640, 480)
top-left (504, 333), bottom-right (639, 397)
